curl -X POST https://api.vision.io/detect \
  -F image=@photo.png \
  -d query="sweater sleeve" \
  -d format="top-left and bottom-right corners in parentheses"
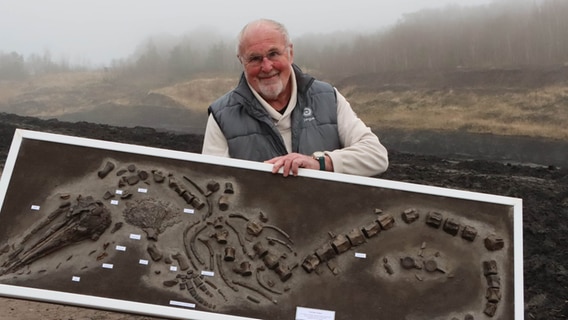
top-left (326, 89), bottom-right (389, 176)
top-left (202, 113), bottom-right (230, 157)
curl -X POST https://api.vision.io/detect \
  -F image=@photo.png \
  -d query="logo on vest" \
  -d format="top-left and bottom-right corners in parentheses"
top-left (303, 107), bottom-right (315, 122)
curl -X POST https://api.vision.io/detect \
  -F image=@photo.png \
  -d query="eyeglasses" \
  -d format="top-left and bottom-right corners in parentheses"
top-left (240, 46), bottom-right (290, 67)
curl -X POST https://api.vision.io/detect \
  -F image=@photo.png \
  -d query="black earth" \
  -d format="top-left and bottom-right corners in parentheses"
top-left (0, 112), bottom-right (566, 319)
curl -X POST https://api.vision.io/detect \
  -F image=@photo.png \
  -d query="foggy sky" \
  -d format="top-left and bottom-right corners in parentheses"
top-left (0, 0), bottom-right (494, 67)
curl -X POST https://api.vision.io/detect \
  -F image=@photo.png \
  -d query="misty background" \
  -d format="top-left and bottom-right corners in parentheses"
top-left (6, 0), bottom-right (567, 79)
top-left (1, 0), bottom-right (494, 66)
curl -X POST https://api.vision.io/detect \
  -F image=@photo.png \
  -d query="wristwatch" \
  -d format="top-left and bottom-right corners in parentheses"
top-left (312, 151), bottom-right (326, 171)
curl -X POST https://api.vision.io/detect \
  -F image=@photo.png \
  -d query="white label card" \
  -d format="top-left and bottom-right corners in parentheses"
top-left (102, 263), bottom-right (114, 269)
top-left (115, 190), bottom-right (123, 195)
top-left (71, 276), bottom-right (81, 282)
top-left (110, 200), bottom-right (119, 205)
top-left (129, 234), bottom-right (141, 240)
top-left (115, 245), bottom-right (126, 252)
top-left (137, 188), bottom-right (148, 193)
top-left (170, 266), bottom-right (178, 272)
top-left (30, 205), bottom-right (40, 211)
top-left (201, 270), bottom-right (214, 277)
top-left (296, 307), bottom-right (335, 320)
top-left (139, 259), bottom-right (149, 265)
top-left (169, 300), bottom-right (196, 309)
top-left (183, 208), bottom-right (194, 214)
top-left (355, 252), bottom-right (367, 259)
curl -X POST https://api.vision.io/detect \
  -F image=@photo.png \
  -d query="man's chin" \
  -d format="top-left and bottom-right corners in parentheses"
top-left (259, 86), bottom-right (283, 101)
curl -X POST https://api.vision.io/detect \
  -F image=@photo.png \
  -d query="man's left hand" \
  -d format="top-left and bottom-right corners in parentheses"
top-left (265, 153), bottom-right (319, 177)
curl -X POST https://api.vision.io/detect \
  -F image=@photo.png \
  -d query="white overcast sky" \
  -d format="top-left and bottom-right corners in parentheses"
top-left (0, 0), bottom-right (494, 66)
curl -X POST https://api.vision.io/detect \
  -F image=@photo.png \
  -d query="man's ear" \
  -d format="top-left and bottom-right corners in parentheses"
top-left (288, 44), bottom-right (294, 63)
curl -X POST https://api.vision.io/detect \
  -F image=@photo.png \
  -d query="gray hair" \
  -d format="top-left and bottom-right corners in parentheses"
top-left (236, 19), bottom-right (291, 56)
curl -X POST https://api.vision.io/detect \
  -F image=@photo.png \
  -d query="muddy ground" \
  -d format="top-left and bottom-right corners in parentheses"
top-left (0, 112), bottom-right (566, 319)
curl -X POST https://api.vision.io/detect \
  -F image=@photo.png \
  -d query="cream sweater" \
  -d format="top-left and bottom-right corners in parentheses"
top-left (202, 72), bottom-right (388, 176)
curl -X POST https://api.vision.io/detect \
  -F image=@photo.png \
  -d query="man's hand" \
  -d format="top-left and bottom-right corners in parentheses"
top-left (265, 153), bottom-right (319, 177)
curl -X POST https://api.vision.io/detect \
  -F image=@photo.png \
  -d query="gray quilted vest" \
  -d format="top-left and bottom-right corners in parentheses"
top-left (208, 64), bottom-right (341, 161)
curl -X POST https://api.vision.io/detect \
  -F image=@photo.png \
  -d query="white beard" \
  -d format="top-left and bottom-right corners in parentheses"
top-left (258, 79), bottom-right (284, 100)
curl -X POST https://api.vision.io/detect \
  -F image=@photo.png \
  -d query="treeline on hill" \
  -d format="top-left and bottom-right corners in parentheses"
top-left (1, 0), bottom-right (567, 81)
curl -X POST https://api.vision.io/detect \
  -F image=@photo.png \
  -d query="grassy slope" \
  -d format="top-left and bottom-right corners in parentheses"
top-left (1, 68), bottom-right (567, 140)
top-left (344, 86), bottom-right (568, 140)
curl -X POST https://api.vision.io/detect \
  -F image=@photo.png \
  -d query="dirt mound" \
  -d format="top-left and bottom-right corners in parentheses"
top-left (0, 112), bottom-right (203, 163)
top-left (0, 112), bottom-right (566, 319)
top-left (56, 103), bottom-right (207, 134)
top-left (380, 128), bottom-right (568, 168)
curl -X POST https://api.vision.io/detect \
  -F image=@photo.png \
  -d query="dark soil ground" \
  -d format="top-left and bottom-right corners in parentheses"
top-left (0, 112), bottom-right (566, 319)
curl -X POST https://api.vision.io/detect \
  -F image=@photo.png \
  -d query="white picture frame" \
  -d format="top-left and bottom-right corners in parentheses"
top-left (0, 129), bottom-right (523, 320)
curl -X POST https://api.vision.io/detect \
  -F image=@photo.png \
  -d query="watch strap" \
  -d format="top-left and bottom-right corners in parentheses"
top-left (312, 152), bottom-right (326, 171)
top-left (317, 155), bottom-right (325, 170)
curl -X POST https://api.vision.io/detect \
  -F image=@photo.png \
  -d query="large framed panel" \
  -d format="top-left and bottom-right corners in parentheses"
top-left (0, 129), bottom-right (523, 320)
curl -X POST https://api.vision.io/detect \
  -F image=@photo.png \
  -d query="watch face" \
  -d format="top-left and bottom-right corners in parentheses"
top-left (313, 151), bottom-right (325, 159)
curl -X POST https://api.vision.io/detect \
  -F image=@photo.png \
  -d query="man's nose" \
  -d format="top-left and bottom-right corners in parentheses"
top-left (260, 56), bottom-right (273, 70)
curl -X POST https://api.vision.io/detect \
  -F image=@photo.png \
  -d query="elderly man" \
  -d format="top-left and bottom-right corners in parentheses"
top-left (202, 19), bottom-right (388, 177)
